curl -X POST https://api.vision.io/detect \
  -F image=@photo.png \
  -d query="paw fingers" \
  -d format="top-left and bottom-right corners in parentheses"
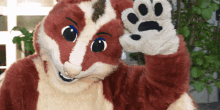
top-left (133, 0), bottom-right (153, 20)
top-left (152, 0), bottom-right (172, 20)
top-left (121, 8), bottom-right (139, 33)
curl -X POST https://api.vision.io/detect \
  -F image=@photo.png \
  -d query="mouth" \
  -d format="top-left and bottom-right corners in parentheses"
top-left (138, 21), bottom-right (163, 32)
top-left (58, 72), bottom-right (76, 82)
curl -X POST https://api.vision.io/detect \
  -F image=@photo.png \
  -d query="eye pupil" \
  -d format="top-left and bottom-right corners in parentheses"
top-left (91, 38), bottom-right (107, 52)
top-left (62, 25), bottom-right (77, 42)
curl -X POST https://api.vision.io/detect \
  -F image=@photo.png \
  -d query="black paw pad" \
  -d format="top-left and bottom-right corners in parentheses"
top-left (138, 4), bottom-right (148, 16)
top-left (138, 21), bottom-right (163, 32)
top-left (127, 13), bottom-right (139, 24)
top-left (130, 34), bottom-right (141, 40)
top-left (154, 3), bottom-right (163, 16)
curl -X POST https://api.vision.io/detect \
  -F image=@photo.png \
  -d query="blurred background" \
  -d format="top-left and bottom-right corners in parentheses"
top-left (0, 0), bottom-right (56, 74)
top-left (0, 0), bottom-right (220, 109)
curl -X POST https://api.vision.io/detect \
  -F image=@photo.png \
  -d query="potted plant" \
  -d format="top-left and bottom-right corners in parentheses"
top-left (11, 26), bottom-right (35, 57)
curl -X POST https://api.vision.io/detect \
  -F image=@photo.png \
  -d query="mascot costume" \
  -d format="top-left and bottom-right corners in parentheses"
top-left (0, 0), bottom-right (198, 109)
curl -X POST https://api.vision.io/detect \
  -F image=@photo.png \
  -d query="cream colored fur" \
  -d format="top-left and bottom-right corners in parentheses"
top-left (167, 92), bottom-right (197, 110)
top-left (0, 72), bottom-right (5, 88)
top-left (120, 0), bottom-right (179, 55)
top-left (33, 57), bottom-right (113, 110)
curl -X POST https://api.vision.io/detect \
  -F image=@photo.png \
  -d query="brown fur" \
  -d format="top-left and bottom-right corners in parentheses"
top-left (110, 0), bottom-right (133, 20)
top-left (44, 4), bottom-right (86, 64)
top-left (81, 19), bottom-right (124, 71)
top-left (43, 61), bottom-right (48, 73)
top-left (102, 35), bottom-right (196, 110)
top-left (0, 55), bottom-right (39, 110)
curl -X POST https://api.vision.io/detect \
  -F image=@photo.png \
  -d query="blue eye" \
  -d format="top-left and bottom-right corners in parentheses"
top-left (61, 25), bottom-right (78, 42)
top-left (91, 37), bottom-right (107, 52)
top-left (94, 38), bottom-right (105, 41)
top-left (69, 25), bottom-right (78, 34)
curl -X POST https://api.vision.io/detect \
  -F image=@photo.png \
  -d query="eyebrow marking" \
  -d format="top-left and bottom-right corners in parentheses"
top-left (92, 0), bottom-right (106, 23)
top-left (97, 32), bottom-right (112, 37)
top-left (66, 17), bottom-right (78, 27)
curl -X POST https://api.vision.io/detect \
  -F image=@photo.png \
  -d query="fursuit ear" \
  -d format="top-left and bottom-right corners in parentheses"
top-left (56, 0), bottom-right (91, 4)
top-left (110, 0), bottom-right (134, 20)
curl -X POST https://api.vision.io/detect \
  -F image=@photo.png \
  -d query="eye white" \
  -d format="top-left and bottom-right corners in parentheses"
top-left (61, 26), bottom-right (70, 35)
top-left (103, 40), bottom-right (107, 51)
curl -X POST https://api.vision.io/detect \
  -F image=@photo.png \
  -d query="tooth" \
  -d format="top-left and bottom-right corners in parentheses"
top-left (61, 73), bottom-right (73, 79)
top-left (63, 76), bottom-right (72, 79)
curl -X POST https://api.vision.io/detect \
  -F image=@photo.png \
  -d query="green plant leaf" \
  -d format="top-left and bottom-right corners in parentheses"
top-left (194, 41), bottom-right (200, 47)
top-left (198, 68), bottom-right (206, 77)
top-left (179, 21), bottom-right (187, 27)
top-left (191, 51), bottom-right (199, 58)
top-left (12, 36), bottom-right (21, 45)
top-left (215, 82), bottom-right (220, 89)
top-left (12, 26), bottom-right (19, 31)
top-left (214, 61), bottom-right (220, 70)
top-left (209, 1), bottom-right (219, 11)
top-left (204, 56), bottom-right (214, 64)
top-left (191, 67), bottom-right (198, 78)
top-left (206, 84), bottom-right (212, 94)
top-left (200, 69), bottom-right (206, 75)
top-left (192, 6), bottom-right (202, 14)
top-left (179, 26), bottom-right (190, 38)
top-left (201, 76), bottom-right (209, 83)
top-left (191, 67), bottom-right (206, 78)
top-left (193, 81), bottom-right (205, 92)
top-left (176, 30), bottom-right (180, 35)
top-left (198, 0), bottom-right (211, 8)
top-left (201, 8), bottom-right (212, 20)
top-left (24, 33), bottom-right (32, 39)
top-left (20, 28), bottom-right (29, 35)
top-left (25, 42), bottom-right (33, 51)
top-left (129, 53), bottom-right (137, 60)
top-left (196, 58), bottom-right (203, 65)
top-left (31, 48), bottom-right (35, 54)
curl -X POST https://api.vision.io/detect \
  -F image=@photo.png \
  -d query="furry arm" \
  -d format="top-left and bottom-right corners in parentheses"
top-left (103, 35), bottom-right (191, 110)
top-left (0, 55), bottom-right (39, 110)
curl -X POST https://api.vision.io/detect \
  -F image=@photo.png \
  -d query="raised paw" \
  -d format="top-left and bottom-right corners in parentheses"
top-left (120, 0), bottom-right (179, 55)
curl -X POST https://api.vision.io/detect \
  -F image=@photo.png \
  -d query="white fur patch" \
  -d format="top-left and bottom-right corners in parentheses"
top-left (120, 0), bottom-right (179, 55)
top-left (0, 72), bottom-right (5, 88)
top-left (74, 62), bottom-right (118, 79)
top-left (33, 57), bottom-right (113, 110)
top-left (167, 92), bottom-right (197, 110)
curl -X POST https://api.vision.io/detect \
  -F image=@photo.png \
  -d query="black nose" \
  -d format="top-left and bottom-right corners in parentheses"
top-left (130, 34), bottom-right (141, 40)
